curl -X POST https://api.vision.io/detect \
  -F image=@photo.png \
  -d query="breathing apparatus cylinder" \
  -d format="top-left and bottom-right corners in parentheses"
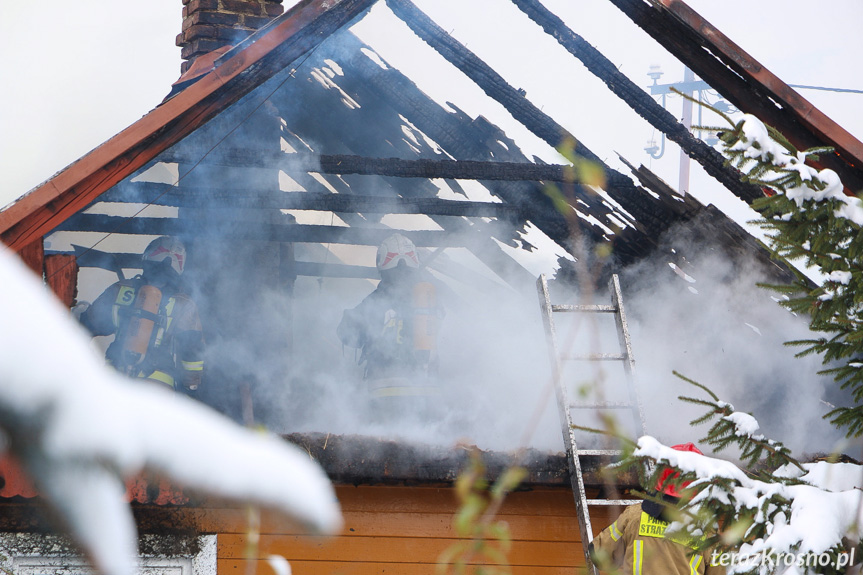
top-left (412, 282), bottom-right (437, 351)
top-left (120, 284), bottom-right (162, 372)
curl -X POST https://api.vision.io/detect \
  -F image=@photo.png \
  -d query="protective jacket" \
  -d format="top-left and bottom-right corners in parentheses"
top-left (337, 272), bottom-right (442, 397)
top-left (81, 277), bottom-right (204, 391)
top-left (591, 503), bottom-right (723, 575)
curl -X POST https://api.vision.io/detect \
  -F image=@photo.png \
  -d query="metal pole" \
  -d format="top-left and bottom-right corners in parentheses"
top-left (678, 66), bottom-right (695, 196)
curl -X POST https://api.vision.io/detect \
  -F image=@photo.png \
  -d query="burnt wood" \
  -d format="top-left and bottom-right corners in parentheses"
top-left (263, 50), bottom-right (540, 289)
top-left (383, 0), bottom-right (695, 268)
top-left (161, 149), bottom-right (587, 183)
top-left (100, 183), bottom-right (523, 218)
top-left (57, 214), bottom-right (463, 247)
top-left (607, 0), bottom-right (863, 193)
top-left (65, 247), bottom-right (380, 279)
top-left (510, 0), bottom-right (764, 204)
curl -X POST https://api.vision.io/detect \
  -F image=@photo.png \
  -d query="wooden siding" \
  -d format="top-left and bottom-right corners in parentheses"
top-left (194, 485), bottom-right (616, 575)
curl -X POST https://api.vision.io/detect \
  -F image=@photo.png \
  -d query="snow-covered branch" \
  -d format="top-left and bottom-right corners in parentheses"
top-left (0, 247), bottom-right (342, 575)
top-left (618, 382), bottom-right (863, 575)
top-left (705, 110), bottom-right (863, 438)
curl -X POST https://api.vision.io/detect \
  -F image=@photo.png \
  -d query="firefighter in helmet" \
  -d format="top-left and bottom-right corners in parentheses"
top-left (337, 233), bottom-right (443, 411)
top-left (76, 236), bottom-right (205, 394)
top-left (590, 443), bottom-right (723, 575)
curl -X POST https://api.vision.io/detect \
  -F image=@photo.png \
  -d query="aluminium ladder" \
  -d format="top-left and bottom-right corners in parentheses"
top-left (536, 273), bottom-right (646, 575)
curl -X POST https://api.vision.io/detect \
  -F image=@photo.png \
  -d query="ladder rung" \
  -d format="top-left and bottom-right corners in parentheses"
top-left (575, 449), bottom-right (626, 457)
top-left (586, 499), bottom-right (642, 506)
top-left (552, 304), bottom-right (617, 313)
top-left (570, 402), bottom-right (634, 409)
top-left (561, 353), bottom-right (626, 361)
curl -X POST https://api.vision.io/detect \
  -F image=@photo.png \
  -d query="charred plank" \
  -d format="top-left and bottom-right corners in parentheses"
top-left (56, 214), bottom-right (461, 247)
top-left (510, 0), bottom-right (764, 204)
top-left (159, 149), bottom-right (586, 183)
top-left (101, 183), bottom-right (523, 219)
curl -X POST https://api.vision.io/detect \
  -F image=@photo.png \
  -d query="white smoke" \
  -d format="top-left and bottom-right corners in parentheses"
top-left (620, 226), bottom-right (847, 458)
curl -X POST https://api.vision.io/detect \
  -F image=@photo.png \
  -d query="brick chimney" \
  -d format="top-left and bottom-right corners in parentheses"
top-left (177, 0), bottom-right (285, 74)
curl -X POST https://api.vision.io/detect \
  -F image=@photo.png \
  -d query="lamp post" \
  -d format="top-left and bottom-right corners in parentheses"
top-left (643, 66), bottom-right (733, 195)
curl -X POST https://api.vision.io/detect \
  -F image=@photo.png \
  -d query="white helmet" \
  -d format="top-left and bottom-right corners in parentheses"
top-left (376, 233), bottom-right (419, 271)
top-left (142, 236), bottom-right (186, 276)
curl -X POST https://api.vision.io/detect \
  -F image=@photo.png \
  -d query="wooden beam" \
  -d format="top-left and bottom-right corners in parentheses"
top-left (103, 182), bottom-right (521, 218)
top-left (44, 254), bottom-right (79, 307)
top-left (0, 0), bottom-right (378, 251)
top-left (66, 247), bottom-right (379, 279)
top-left (330, 33), bottom-right (609, 252)
top-left (509, 0), bottom-right (764, 204)
top-left (277, 68), bottom-right (540, 290)
top-left (55, 214), bottom-right (459, 247)
top-left (159, 150), bottom-right (584, 183)
top-left (607, 0), bottom-right (863, 193)
top-left (381, 0), bottom-right (707, 250)
top-left (18, 239), bottom-right (44, 278)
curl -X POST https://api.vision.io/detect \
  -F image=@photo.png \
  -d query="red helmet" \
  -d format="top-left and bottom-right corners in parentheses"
top-left (655, 443), bottom-right (703, 498)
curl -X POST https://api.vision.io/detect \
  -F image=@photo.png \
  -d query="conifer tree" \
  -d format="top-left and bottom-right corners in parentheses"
top-left (604, 102), bottom-right (863, 575)
top-left (701, 103), bottom-right (863, 436)
top-left (613, 374), bottom-right (858, 575)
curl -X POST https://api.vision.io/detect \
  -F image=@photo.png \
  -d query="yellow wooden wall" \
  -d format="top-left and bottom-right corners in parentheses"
top-left (197, 485), bottom-right (615, 575)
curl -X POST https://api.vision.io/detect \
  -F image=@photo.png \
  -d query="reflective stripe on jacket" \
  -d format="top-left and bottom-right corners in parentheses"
top-left (81, 279), bottom-right (204, 389)
top-left (591, 504), bottom-right (723, 575)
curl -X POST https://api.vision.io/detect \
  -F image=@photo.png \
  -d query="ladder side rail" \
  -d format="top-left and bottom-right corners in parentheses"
top-left (609, 274), bottom-right (647, 437)
top-left (536, 275), bottom-right (598, 575)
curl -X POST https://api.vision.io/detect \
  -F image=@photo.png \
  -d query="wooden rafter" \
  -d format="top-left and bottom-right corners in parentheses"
top-left (0, 0), bottom-right (378, 251)
top-left (509, 0), bottom-right (764, 203)
top-left (160, 150), bottom-right (589, 183)
top-left (608, 0), bottom-right (863, 193)
top-left (101, 183), bottom-right (522, 218)
top-left (57, 214), bottom-right (467, 247)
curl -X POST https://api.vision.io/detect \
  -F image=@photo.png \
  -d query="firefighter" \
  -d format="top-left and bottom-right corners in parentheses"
top-left (337, 233), bottom-right (443, 413)
top-left (76, 236), bottom-right (205, 394)
top-left (590, 443), bottom-right (724, 575)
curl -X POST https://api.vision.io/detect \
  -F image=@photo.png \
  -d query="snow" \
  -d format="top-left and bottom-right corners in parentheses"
top-left (732, 114), bottom-right (863, 225)
top-left (827, 270), bottom-right (852, 285)
top-left (775, 461), bottom-right (863, 492)
top-left (634, 436), bottom-right (749, 483)
top-left (722, 412), bottom-right (761, 437)
top-left (636, 432), bottom-right (863, 573)
top-left (0, 247), bottom-right (342, 575)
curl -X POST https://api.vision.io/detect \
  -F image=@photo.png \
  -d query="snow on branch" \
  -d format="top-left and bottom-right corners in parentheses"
top-left (615, 376), bottom-right (863, 575)
top-left (0, 247), bottom-right (342, 575)
top-left (687, 97), bottom-right (863, 438)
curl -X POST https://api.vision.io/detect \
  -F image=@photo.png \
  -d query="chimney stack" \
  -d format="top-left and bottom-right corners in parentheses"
top-left (177, 0), bottom-right (285, 74)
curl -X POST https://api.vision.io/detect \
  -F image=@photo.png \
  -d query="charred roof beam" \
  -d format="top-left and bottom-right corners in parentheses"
top-left (100, 182), bottom-right (523, 219)
top-left (383, 0), bottom-right (702, 254)
top-left (509, 0), bottom-right (764, 204)
top-left (162, 149), bottom-right (598, 183)
top-left (56, 214), bottom-right (462, 247)
top-left (607, 0), bottom-right (863, 193)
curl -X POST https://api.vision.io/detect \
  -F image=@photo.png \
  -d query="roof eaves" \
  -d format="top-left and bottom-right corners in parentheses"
top-left (616, 0), bottom-right (863, 191)
top-left (657, 0), bottom-right (863, 162)
top-left (0, 0), bottom-right (377, 253)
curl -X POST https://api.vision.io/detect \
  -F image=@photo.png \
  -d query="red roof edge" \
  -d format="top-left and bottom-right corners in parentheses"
top-left (656, 0), bottom-right (863, 191)
top-left (0, 455), bottom-right (188, 505)
top-left (0, 0), bottom-right (377, 253)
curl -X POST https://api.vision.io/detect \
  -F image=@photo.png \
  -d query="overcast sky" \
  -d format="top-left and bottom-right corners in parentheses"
top-left (1, 0), bottom-right (861, 214)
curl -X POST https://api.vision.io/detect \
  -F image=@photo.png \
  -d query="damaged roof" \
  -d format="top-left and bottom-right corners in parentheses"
top-left (0, 0), bottom-right (860, 286)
